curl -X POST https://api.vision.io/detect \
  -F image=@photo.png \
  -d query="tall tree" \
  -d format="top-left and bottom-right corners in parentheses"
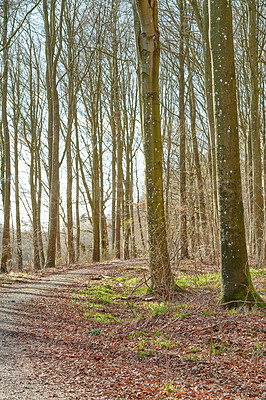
top-left (43, 0), bottom-right (65, 269)
top-left (1, 0), bottom-right (12, 272)
top-left (179, 0), bottom-right (189, 259)
top-left (209, 0), bottom-right (264, 306)
top-left (65, 0), bottom-right (76, 265)
top-left (134, 0), bottom-right (175, 297)
top-left (246, 0), bottom-right (264, 265)
top-left (11, 44), bottom-right (23, 271)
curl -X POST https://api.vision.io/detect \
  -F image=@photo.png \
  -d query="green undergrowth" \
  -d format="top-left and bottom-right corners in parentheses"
top-left (130, 329), bottom-right (178, 360)
top-left (0, 271), bottom-right (32, 285)
top-left (175, 270), bottom-right (221, 289)
top-left (71, 265), bottom-right (265, 325)
top-left (69, 263), bottom-right (265, 368)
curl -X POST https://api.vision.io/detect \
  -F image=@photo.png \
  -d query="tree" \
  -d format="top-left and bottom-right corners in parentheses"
top-left (178, 0), bottom-right (189, 259)
top-left (209, 0), bottom-right (264, 306)
top-left (133, 0), bottom-right (175, 297)
top-left (246, 0), bottom-right (264, 266)
top-left (65, 0), bottom-right (76, 265)
top-left (43, 0), bottom-right (65, 269)
top-left (1, 0), bottom-right (12, 273)
top-left (10, 43), bottom-right (23, 271)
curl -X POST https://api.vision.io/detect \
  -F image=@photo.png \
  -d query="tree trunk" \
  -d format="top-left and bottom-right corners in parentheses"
top-left (75, 100), bottom-right (80, 262)
top-left (1, 0), bottom-right (12, 273)
top-left (92, 111), bottom-right (100, 262)
top-left (12, 49), bottom-right (23, 271)
top-left (99, 100), bottom-right (108, 259)
top-left (134, 0), bottom-right (174, 297)
top-left (209, 0), bottom-right (264, 306)
top-left (188, 67), bottom-right (207, 250)
top-left (66, 9), bottom-right (75, 265)
top-left (43, 0), bottom-right (65, 269)
top-left (37, 153), bottom-right (45, 268)
top-left (114, 71), bottom-right (123, 260)
top-left (190, 0), bottom-right (219, 258)
top-left (246, 0), bottom-right (264, 265)
top-left (179, 0), bottom-right (189, 259)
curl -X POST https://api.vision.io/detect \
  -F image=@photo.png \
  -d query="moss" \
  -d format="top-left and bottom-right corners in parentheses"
top-left (219, 286), bottom-right (265, 308)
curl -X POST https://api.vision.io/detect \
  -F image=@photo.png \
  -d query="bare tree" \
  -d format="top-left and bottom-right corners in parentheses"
top-left (134, 0), bottom-right (174, 297)
top-left (209, 0), bottom-right (264, 306)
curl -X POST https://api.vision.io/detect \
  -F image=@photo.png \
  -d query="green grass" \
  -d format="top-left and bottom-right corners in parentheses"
top-left (250, 268), bottom-right (265, 277)
top-left (163, 381), bottom-right (174, 393)
top-left (72, 284), bottom-right (115, 304)
top-left (84, 310), bottom-right (120, 323)
top-left (175, 271), bottom-right (221, 289)
top-left (71, 266), bottom-right (264, 328)
top-left (132, 330), bottom-right (177, 358)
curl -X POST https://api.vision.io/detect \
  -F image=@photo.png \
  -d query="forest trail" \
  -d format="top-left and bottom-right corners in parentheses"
top-left (0, 260), bottom-right (146, 399)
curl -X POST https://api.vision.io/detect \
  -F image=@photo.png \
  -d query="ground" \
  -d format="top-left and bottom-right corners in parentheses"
top-left (0, 260), bottom-right (265, 399)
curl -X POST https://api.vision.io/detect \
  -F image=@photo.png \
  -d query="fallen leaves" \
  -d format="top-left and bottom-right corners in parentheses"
top-left (17, 262), bottom-right (265, 399)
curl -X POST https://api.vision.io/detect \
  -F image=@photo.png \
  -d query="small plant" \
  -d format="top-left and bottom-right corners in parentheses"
top-left (163, 381), bottom-right (174, 393)
top-left (229, 308), bottom-right (238, 316)
top-left (190, 346), bottom-right (200, 354)
top-left (136, 349), bottom-right (154, 360)
top-left (152, 337), bottom-right (176, 349)
top-left (250, 268), bottom-right (265, 278)
top-left (185, 353), bottom-right (202, 361)
top-left (89, 329), bottom-right (101, 335)
top-left (253, 340), bottom-right (265, 356)
top-left (202, 309), bottom-right (212, 316)
top-left (84, 310), bottom-right (120, 324)
top-left (174, 310), bottom-right (187, 320)
top-left (149, 302), bottom-right (168, 317)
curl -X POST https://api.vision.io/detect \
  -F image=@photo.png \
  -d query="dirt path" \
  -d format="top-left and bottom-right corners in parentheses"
top-left (0, 261), bottom-right (143, 400)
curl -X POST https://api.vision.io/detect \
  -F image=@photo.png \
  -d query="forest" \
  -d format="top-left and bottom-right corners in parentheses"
top-left (0, 0), bottom-right (265, 398)
top-left (1, 0), bottom-right (265, 302)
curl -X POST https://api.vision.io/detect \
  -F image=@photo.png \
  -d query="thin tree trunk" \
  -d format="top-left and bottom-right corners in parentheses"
top-left (37, 153), bottom-right (45, 268)
top-left (12, 49), bottom-right (23, 271)
top-left (99, 99), bottom-right (108, 259)
top-left (247, 0), bottom-right (264, 265)
top-left (179, 0), bottom-right (189, 259)
top-left (66, 10), bottom-right (75, 264)
top-left (134, 0), bottom-right (174, 297)
top-left (136, 171), bottom-right (145, 252)
top-left (188, 68), bottom-right (207, 248)
top-left (114, 72), bottom-right (123, 259)
top-left (75, 99), bottom-right (80, 262)
top-left (1, 0), bottom-right (12, 272)
top-left (92, 110), bottom-right (100, 262)
top-left (44, 0), bottom-right (65, 269)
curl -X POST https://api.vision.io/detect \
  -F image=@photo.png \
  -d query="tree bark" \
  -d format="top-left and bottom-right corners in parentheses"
top-left (179, 0), bottom-right (189, 259)
top-left (12, 47), bottom-right (23, 271)
top-left (134, 0), bottom-right (174, 297)
top-left (1, 0), bottom-right (12, 273)
top-left (209, 0), bottom-right (264, 306)
top-left (43, 0), bottom-right (65, 269)
top-left (246, 0), bottom-right (264, 265)
top-left (66, 7), bottom-right (75, 265)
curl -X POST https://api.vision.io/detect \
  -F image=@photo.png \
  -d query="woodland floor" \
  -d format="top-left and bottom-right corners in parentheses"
top-left (0, 259), bottom-right (265, 400)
